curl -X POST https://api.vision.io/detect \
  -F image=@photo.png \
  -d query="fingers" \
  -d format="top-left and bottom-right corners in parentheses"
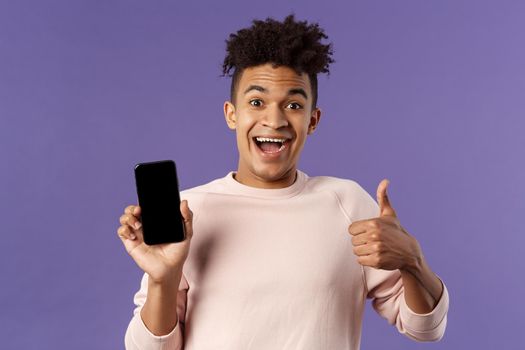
top-left (350, 220), bottom-right (382, 248)
top-left (349, 218), bottom-right (393, 237)
top-left (180, 200), bottom-right (193, 240)
top-left (118, 201), bottom-right (192, 249)
top-left (353, 242), bottom-right (383, 256)
top-left (117, 205), bottom-right (143, 242)
top-left (351, 234), bottom-right (367, 246)
top-left (117, 224), bottom-right (143, 255)
top-left (356, 253), bottom-right (381, 268)
top-left (348, 221), bottom-right (367, 236)
top-left (348, 219), bottom-right (379, 236)
top-left (119, 213), bottom-right (141, 231)
top-left (117, 225), bottom-right (136, 242)
top-left (351, 231), bottom-right (381, 247)
top-left (125, 205), bottom-right (141, 216)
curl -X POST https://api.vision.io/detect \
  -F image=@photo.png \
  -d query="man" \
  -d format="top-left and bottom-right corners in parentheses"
top-left (118, 14), bottom-right (448, 350)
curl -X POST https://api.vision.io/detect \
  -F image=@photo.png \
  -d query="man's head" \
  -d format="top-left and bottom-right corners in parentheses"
top-left (222, 15), bottom-right (334, 189)
top-left (222, 14), bottom-right (334, 111)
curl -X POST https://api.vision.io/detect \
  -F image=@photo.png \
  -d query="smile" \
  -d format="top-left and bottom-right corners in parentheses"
top-left (252, 137), bottom-right (291, 156)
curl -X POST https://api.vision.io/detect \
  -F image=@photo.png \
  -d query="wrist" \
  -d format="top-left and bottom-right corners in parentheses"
top-left (399, 253), bottom-right (444, 307)
top-left (148, 268), bottom-right (183, 290)
top-left (401, 237), bottom-right (424, 275)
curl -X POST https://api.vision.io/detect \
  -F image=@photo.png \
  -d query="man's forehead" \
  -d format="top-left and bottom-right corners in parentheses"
top-left (239, 64), bottom-right (311, 91)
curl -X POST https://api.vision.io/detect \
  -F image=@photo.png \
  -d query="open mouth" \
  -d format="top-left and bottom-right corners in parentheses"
top-left (253, 136), bottom-right (290, 154)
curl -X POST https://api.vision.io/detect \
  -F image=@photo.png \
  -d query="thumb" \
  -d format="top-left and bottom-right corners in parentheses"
top-left (377, 179), bottom-right (397, 217)
top-left (180, 200), bottom-right (194, 239)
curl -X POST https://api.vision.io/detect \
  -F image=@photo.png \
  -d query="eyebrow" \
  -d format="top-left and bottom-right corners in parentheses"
top-left (243, 85), bottom-right (308, 99)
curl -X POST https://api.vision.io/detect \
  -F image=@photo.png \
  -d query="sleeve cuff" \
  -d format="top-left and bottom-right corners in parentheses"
top-left (125, 312), bottom-right (183, 350)
top-left (399, 280), bottom-right (449, 341)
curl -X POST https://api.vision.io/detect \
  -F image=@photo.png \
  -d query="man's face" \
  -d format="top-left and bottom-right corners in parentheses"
top-left (224, 63), bottom-right (321, 189)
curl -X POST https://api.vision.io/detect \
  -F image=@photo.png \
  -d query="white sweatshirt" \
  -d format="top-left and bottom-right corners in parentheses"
top-left (125, 170), bottom-right (449, 349)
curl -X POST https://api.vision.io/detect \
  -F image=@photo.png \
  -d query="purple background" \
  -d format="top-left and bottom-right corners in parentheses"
top-left (1, 0), bottom-right (523, 349)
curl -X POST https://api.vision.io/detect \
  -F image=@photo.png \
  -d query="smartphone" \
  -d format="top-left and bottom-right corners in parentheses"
top-left (134, 160), bottom-right (185, 245)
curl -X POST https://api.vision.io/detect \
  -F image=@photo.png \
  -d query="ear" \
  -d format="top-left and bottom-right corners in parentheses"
top-left (224, 101), bottom-right (236, 130)
top-left (307, 107), bottom-right (322, 135)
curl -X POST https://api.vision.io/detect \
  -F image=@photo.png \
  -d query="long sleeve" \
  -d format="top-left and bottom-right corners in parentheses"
top-left (336, 178), bottom-right (449, 341)
top-left (124, 272), bottom-right (189, 350)
top-left (365, 267), bottom-right (449, 341)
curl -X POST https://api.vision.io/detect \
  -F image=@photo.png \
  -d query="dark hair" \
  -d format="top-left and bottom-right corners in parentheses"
top-left (222, 14), bottom-right (334, 110)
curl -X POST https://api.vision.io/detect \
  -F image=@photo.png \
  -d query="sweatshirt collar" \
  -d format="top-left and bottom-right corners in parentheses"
top-left (223, 169), bottom-right (308, 199)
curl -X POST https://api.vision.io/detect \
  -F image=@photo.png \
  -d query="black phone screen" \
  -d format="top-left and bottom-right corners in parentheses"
top-left (134, 160), bottom-right (185, 245)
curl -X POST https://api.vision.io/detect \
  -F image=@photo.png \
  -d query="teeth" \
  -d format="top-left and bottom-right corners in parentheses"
top-left (255, 137), bottom-right (287, 143)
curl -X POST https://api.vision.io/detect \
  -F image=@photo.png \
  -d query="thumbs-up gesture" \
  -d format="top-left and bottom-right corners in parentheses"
top-left (348, 179), bottom-right (422, 271)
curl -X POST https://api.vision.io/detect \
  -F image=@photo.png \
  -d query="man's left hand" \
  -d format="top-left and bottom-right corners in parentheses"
top-left (348, 179), bottom-right (422, 271)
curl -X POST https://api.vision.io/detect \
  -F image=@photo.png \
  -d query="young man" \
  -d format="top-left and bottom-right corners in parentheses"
top-left (118, 15), bottom-right (449, 350)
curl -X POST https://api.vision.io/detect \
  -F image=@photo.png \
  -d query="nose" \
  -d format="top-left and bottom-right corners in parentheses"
top-left (261, 104), bottom-right (288, 129)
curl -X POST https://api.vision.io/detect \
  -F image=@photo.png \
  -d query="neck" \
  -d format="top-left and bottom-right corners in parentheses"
top-left (233, 167), bottom-right (297, 189)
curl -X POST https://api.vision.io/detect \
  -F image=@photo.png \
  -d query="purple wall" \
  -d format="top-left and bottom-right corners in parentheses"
top-left (1, 1), bottom-right (523, 349)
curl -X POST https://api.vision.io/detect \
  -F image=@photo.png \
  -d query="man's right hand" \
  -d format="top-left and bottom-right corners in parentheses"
top-left (117, 200), bottom-right (194, 284)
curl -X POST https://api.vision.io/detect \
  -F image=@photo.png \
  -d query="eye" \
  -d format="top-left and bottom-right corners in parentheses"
top-left (249, 99), bottom-right (263, 107)
top-left (287, 102), bottom-right (303, 110)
